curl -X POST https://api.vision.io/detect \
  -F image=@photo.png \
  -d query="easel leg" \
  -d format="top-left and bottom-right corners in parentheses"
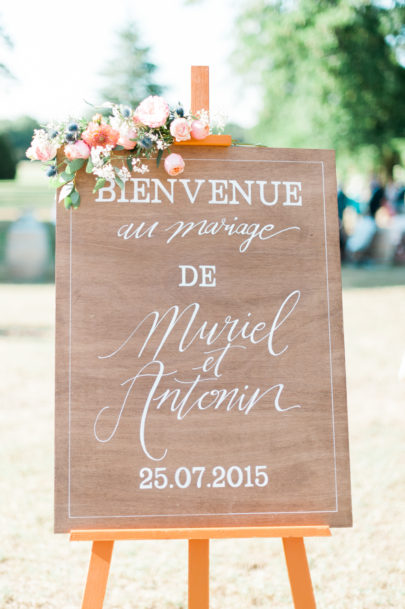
top-left (282, 537), bottom-right (316, 609)
top-left (188, 539), bottom-right (209, 609)
top-left (81, 540), bottom-right (114, 609)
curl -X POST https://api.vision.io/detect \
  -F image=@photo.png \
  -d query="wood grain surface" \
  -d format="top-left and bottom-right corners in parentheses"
top-left (55, 145), bottom-right (352, 532)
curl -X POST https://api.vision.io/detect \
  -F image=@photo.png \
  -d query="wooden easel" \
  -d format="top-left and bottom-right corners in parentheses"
top-left (70, 67), bottom-right (332, 609)
top-left (71, 526), bottom-right (331, 609)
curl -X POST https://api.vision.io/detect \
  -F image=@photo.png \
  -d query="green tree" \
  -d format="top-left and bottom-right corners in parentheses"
top-left (0, 115), bottom-right (40, 161)
top-left (233, 0), bottom-right (405, 178)
top-left (0, 20), bottom-right (17, 179)
top-left (0, 133), bottom-right (17, 179)
top-left (99, 21), bottom-right (164, 108)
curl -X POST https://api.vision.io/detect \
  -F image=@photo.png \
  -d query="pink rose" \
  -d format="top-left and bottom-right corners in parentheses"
top-left (118, 127), bottom-right (138, 150)
top-left (26, 139), bottom-right (57, 161)
top-left (191, 120), bottom-right (210, 140)
top-left (164, 153), bottom-right (185, 176)
top-left (170, 118), bottom-right (191, 142)
top-left (134, 96), bottom-right (170, 128)
top-left (64, 140), bottom-right (91, 160)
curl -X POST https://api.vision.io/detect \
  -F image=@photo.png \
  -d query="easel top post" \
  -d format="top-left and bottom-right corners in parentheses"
top-left (191, 66), bottom-right (210, 115)
top-left (173, 65), bottom-right (231, 146)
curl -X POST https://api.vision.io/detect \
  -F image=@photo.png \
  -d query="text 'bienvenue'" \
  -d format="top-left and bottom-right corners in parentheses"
top-left (95, 178), bottom-right (303, 206)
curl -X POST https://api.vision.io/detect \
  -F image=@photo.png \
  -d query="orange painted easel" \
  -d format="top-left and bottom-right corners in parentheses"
top-left (174, 65), bottom-right (232, 147)
top-left (70, 67), bottom-right (331, 609)
top-left (70, 526), bottom-right (331, 609)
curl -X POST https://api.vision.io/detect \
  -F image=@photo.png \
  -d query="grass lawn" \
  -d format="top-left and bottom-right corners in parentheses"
top-left (0, 161), bottom-right (55, 217)
top-left (0, 268), bottom-right (404, 608)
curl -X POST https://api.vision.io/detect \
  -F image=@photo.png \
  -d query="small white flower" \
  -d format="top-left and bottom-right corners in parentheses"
top-left (45, 121), bottom-right (66, 144)
top-left (118, 165), bottom-right (131, 181)
top-left (109, 115), bottom-right (123, 131)
top-left (91, 148), bottom-right (102, 166)
top-left (32, 128), bottom-right (51, 143)
top-left (93, 163), bottom-right (115, 181)
top-left (91, 145), bottom-right (113, 168)
top-left (211, 109), bottom-right (228, 133)
top-left (196, 109), bottom-right (210, 125)
top-left (132, 158), bottom-right (150, 174)
top-left (108, 103), bottom-right (134, 128)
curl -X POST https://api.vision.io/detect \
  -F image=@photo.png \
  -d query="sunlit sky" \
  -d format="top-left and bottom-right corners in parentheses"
top-left (0, 0), bottom-right (259, 127)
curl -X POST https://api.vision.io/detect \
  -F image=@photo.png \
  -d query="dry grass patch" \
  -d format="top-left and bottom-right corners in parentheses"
top-left (1, 272), bottom-right (404, 608)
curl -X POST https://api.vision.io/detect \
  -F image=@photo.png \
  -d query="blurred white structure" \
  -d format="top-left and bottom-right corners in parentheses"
top-left (5, 212), bottom-right (51, 280)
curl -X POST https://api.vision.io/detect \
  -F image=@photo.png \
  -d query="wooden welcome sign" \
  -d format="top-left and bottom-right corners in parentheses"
top-left (55, 142), bottom-right (352, 532)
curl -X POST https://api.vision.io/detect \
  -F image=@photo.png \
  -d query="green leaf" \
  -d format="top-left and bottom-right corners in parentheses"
top-left (70, 189), bottom-right (80, 207)
top-left (66, 158), bottom-right (85, 173)
top-left (64, 196), bottom-right (73, 209)
top-left (156, 149), bottom-right (163, 168)
top-left (114, 145), bottom-right (125, 151)
top-left (85, 158), bottom-right (94, 173)
top-left (49, 177), bottom-right (61, 189)
top-left (126, 156), bottom-right (133, 172)
top-left (59, 172), bottom-right (74, 184)
top-left (93, 177), bottom-right (106, 193)
top-left (59, 182), bottom-right (74, 202)
top-left (114, 174), bottom-right (124, 190)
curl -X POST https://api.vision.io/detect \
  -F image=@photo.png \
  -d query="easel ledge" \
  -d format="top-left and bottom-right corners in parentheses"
top-left (174, 134), bottom-right (232, 146)
top-left (70, 525), bottom-right (331, 541)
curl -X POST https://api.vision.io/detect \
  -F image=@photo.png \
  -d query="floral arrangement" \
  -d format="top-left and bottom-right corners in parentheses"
top-left (26, 97), bottom-right (225, 209)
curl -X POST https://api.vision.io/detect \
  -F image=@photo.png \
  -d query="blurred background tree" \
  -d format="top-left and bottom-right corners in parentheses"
top-left (99, 20), bottom-right (165, 107)
top-left (0, 115), bottom-right (40, 161)
top-left (0, 133), bottom-right (16, 179)
top-left (233, 0), bottom-right (405, 180)
top-left (0, 19), bottom-right (17, 179)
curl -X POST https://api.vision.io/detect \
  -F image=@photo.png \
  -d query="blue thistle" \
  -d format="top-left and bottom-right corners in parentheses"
top-left (46, 166), bottom-right (57, 177)
top-left (139, 136), bottom-right (153, 150)
top-left (67, 122), bottom-right (78, 132)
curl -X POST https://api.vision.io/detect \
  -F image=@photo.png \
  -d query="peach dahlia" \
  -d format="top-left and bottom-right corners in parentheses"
top-left (82, 121), bottom-right (120, 148)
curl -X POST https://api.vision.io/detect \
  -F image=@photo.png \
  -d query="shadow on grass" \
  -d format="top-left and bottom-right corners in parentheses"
top-left (342, 265), bottom-right (405, 290)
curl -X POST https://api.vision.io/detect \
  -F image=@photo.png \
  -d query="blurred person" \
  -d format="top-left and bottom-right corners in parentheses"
top-left (392, 184), bottom-right (405, 264)
top-left (337, 185), bottom-right (362, 262)
top-left (337, 185), bottom-right (348, 261)
top-left (368, 181), bottom-right (386, 219)
top-left (345, 180), bottom-right (385, 264)
top-left (394, 184), bottom-right (405, 214)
